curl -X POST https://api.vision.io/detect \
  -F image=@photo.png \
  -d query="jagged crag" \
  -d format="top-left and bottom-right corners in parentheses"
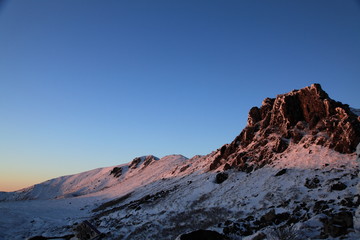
top-left (210, 84), bottom-right (360, 171)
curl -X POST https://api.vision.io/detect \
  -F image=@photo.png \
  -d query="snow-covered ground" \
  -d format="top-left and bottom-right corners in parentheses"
top-left (0, 85), bottom-right (360, 240)
top-left (0, 146), bottom-right (358, 239)
top-left (0, 197), bottom-right (93, 239)
top-left (90, 145), bottom-right (359, 239)
top-left (1, 107), bottom-right (359, 239)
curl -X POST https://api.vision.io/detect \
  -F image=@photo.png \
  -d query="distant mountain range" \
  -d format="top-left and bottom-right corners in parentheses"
top-left (1, 84), bottom-right (359, 240)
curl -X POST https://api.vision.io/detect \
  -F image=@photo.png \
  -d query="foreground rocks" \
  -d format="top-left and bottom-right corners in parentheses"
top-left (322, 211), bottom-right (353, 237)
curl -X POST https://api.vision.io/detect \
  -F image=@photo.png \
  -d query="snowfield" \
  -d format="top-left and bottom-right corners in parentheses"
top-left (1, 104), bottom-right (359, 240)
top-left (0, 146), bottom-right (359, 240)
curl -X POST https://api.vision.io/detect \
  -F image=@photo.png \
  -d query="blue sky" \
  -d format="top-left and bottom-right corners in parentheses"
top-left (1, 0), bottom-right (360, 191)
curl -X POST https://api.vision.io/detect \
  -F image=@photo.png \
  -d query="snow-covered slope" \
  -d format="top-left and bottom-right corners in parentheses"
top-left (0, 146), bottom-right (358, 240)
top-left (0, 155), bottom-right (188, 201)
top-left (0, 84), bottom-right (359, 240)
top-left (91, 145), bottom-right (359, 240)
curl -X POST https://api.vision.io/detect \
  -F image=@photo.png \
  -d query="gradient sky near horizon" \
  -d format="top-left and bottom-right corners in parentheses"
top-left (1, 0), bottom-right (360, 192)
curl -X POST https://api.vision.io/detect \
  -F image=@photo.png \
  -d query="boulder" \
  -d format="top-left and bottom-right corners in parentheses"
top-left (260, 209), bottom-right (276, 223)
top-left (323, 211), bottom-right (353, 237)
top-left (330, 182), bottom-right (347, 191)
top-left (176, 229), bottom-right (228, 240)
top-left (215, 172), bottom-right (228, 184)
top-left (274, 169), bottom-right (287, 177)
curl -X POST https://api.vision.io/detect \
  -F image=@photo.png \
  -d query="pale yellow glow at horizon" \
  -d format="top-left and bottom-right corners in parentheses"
top-left (0, 168), bottom-right (59, 192)
top-left (0, 180), bottom-right (33, 192)
top-left (1, 176), bottom-right (44, 192)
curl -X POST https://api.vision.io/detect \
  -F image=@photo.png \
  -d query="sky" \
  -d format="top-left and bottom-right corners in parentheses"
top-left (1, 0), bottom-right (360, 192)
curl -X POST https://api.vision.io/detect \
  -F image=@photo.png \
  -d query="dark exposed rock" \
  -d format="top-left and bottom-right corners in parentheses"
top-left (209, 155), bottom-right (223, 171)
top-left (180, 164), bottom-right (191, 173)
top-left (340, 198), bottom-right (353, 208)
top-left (260, 209), bottom-right (276, 223)
top-left (313, 200), bottom-right (330, 214)
top-left (290, 129), bottom-right (303, 143)
top-left (257, 209), bottom-right (291, 227)
top-left (223, 225), bottom-right (239, 235)
top-left (73, 220), bottom-right (101, 240)
top-left (245, 215), bottom-right (255, 221)
top-left (273, 138), bottom-right (288, 153)
top-left (277, 199), bottom-right (290, 208)
top-left (322, 211), bottom-right (353, 237)
top-left (274, 169), bottom-right (287, 177)
top-left (220, 145), bottom-right (227, 155)
top-left (304, 177), bottom-right (320, 189)
top-left (129, 157), bottom-right (142, 169)
top-left (215, 172), bottom-right (228, 184)
top-left (223, 163), bottom-right (232, 171)
top-left (286, 217), bottom-right (301, 225)
top-left (143, 155), bottom-right (159, 167)
top-left (274, 212), bottom-right (290, 225)
top-left (330, 182), bottom-right (347, 191)
top-left (224, 220), bottom-right (232, 226)
top-left (222, 222), bottom-right (252, 236)
top-left (109, 167), bottom-right (123, 178)
top-left (248, 107), bottom-right (262, 126)
top-left (28, 235), bottom-right (74, 240)
top-left (340, 196), bottom-right (360, 208)
top-left (209, 84), bottom-right (360, 171)
top-left (179, 229), bottom-right (229, 240)
top-left (92, 192), bottom-right (133, 212)
top-left (129, 155), bottom-right (159, 169)
top-left (94, 187), bottom-right (177, 219)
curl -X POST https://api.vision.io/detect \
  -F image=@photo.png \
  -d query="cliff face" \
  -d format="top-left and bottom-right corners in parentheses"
top-left (210, 84), bottom-right (360, 171)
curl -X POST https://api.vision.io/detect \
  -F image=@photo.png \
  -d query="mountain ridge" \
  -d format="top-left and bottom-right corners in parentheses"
top-left (1, 84), bottom-right (360, 240)
top-left (1, 84), bottom-right (359, 199)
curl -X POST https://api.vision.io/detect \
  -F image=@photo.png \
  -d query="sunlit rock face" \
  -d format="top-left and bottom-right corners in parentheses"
top-left (210, 84), bottom-right (360, 171)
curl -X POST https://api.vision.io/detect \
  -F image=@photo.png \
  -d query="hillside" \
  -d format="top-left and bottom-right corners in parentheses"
top-left (0, 84), bottom-right (359, 240)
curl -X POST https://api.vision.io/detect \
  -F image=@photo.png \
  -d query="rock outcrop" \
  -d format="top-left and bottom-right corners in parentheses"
top-left (129, 155), bottom-right (159, 169)
top-left (210, 84), bottom-right (360, 171)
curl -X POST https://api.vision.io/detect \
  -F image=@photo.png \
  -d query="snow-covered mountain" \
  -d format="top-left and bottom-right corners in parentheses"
top-left (0, 84), bottom-right (359, 240)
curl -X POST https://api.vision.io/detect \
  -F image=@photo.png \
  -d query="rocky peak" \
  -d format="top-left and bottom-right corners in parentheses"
top-left (210, 84), bottom-right (360, 171)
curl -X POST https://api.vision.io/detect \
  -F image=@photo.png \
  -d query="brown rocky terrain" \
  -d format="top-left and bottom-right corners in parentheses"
top-left (210, 84), bottom-right (360, 171)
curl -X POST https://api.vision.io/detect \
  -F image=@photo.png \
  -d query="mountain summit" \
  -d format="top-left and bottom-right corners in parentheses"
top-left (1, 84), bottom-right (359, 240)
top-left (210, 83), bottom-right (360, 171)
